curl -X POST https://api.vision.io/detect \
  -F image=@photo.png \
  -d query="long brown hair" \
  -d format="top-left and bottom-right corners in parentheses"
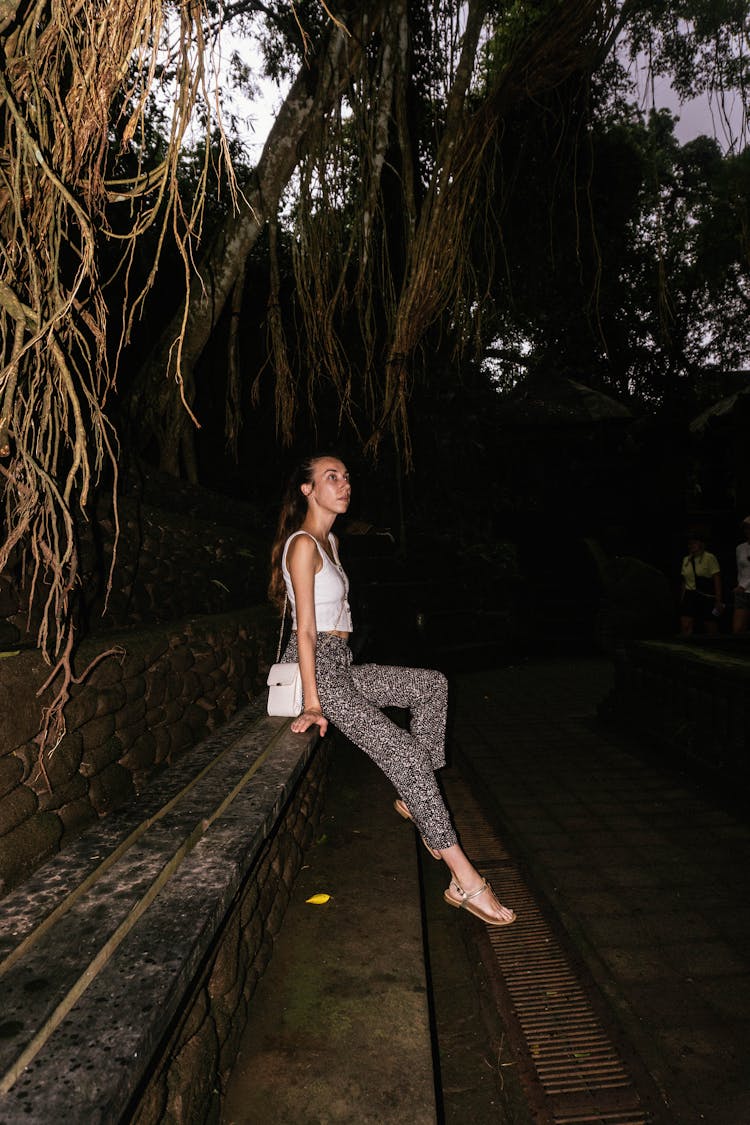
top-left (268, 454), bottom-right (339, 611)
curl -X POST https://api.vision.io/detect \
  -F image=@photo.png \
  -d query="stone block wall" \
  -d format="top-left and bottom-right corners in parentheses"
top-left (128, 743), bottom-right (330, 1125)
top-left (602, 640), bottom-right (750, 776)
top-left (0, 606), bottom-right (277, 896)
top-left (4, 498), bottom-right (268, 646)
top-left (81, 502), bottom-right (268, 629)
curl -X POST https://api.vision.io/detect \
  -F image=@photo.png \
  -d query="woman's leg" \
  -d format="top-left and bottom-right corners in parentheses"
top-left (316, 653), bottom-right (458, 851)
top-left (350, 662), bottom-right (449, 769)
top-left (298, 639), bottom-right (515, 924)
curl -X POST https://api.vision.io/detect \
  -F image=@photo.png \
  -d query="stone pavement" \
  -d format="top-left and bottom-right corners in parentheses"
top-left (221, 740), bottom-right (439, 1125)
top-left (450, 657), bottom-right (750, 1125)
top-left (221, 656), bottom-right (750, 1124)
top-left (221, 732), bottom-right (528, 1125)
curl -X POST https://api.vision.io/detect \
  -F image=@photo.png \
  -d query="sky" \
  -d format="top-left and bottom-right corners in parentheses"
top-left (634, 67), bottom-right (747, 152)
top-left (219, 27), bottom-right (748, 161)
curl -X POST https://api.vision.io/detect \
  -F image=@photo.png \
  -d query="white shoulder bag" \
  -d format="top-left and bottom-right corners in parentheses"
top-left (266, 594), bottom-right (303, 717)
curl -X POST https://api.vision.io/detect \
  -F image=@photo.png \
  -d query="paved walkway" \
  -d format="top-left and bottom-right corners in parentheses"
top-left (221, 742), bottom-right (438, 1125)
top-left (221, 734), bottom-right (527, 1124)
top-left (451, 657), bottom-right (750, 1125)
top-left (222, 656), bottom-right (750, 1124)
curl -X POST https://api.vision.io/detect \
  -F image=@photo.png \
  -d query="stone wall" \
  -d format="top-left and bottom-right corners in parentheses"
top-left (0, 606), bottom-right (277, 895)
top-left (602, 639), bottom-right (750, 777)
top-left (79, 502), bottom-right (268, 630)
top-left (128, 743), bottom-right (330, 1125)
top-left (4, 497), bottom-right (268, 646)
top-left (0, 471), bottom-right (330, 1124)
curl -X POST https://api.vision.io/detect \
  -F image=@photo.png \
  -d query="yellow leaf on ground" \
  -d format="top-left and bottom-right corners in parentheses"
top-left (305, 893), bottom-right (331, 905)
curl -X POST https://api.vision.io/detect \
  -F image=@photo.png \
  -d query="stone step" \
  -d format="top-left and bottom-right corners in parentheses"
top-left (0, 699), bottom-right (322, 1124)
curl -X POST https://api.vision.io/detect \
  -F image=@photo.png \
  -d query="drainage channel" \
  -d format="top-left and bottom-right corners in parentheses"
top-left (440, 772), bottom-right (656, 1125)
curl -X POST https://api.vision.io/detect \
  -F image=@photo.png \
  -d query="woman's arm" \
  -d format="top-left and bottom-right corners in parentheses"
top-left (286, 535), bottom-right (328, 736)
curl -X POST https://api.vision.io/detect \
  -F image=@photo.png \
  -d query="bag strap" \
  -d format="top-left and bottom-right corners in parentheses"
top-left (275, 593), bottom-right (287, 663)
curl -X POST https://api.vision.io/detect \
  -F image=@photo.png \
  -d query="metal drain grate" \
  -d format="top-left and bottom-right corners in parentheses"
top-left (443, 777), bottom-right (653, 1125)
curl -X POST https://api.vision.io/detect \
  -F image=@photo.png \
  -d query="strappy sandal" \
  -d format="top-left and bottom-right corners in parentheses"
top-left (444, 878), bottom-right (516, 927)
top-left (393, 799), bottom-right (442, 860)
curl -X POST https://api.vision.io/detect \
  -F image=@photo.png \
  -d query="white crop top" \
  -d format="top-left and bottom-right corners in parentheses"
top-left (281, 531), bottom-right (353, 632)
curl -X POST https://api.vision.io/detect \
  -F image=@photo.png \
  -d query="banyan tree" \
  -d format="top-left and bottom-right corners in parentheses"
top-left (1, 0), bottom-right (749, 719)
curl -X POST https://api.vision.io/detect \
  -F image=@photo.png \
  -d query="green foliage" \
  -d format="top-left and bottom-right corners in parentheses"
top-left (113, 0), bottom-right (749, 462)
top-left (481, 0), bottom-right (560, 72)
top-left (250, 0), bottom-right (330, 80)
top-left (474, 71), bottom-right (749, 415)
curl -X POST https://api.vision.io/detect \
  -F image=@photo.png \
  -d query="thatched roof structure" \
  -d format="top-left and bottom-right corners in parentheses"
top-left (496, 375), bottom-right (632, 427)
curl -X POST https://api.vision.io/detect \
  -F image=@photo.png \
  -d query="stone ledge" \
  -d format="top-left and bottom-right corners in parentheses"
top-left (622, 636), bottom-right (750, 674)
top-left (601, 639), bottom-right (750, 777)
top-left (0, 698), bottom-right (321, 1123)
top-left (0, 606), bottom-right (279, 895)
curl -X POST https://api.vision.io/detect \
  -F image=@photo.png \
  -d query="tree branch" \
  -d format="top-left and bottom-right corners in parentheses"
top-left (131, 3), bottom-right (386, 465)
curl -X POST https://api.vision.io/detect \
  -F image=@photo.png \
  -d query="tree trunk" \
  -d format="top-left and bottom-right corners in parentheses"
top-left (132, 4), bottom-right (386, 474)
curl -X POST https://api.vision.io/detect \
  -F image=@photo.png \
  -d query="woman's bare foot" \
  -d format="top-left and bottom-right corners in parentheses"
top-left (392, 807), bottom-right (514, 919)
top-left (444, 878), bottom-right (516, 926)
top-left (393, 798), bottom-right (412, 822)
top-left (440, 842), bottom-right (515, 925)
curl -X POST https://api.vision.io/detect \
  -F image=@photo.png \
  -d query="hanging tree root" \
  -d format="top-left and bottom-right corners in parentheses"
top-left (0, 0), bottom-right (234, 749)
top-left (280, 1), bottom-right (640, 461)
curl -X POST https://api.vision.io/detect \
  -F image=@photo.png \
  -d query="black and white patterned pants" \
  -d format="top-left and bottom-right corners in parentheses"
top-left (282, 634), bottom-right (457, 850)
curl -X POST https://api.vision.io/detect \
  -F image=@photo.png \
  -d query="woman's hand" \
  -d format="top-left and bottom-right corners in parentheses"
top-left (291, 707), bottom-right (328, 736)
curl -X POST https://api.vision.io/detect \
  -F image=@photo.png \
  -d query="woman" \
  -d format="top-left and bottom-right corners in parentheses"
top-left (269, 454), bottom-right (515, 927)
top-left (679, 530), bottom-right (722, 637)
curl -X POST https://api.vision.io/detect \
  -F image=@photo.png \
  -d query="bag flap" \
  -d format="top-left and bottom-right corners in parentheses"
top-left (267, 663), bottom-right (299, 688)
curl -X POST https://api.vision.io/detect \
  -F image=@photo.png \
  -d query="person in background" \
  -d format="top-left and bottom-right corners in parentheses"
top-left (732, 516), bottom-right (750, 635)
top-left (679, 530), bottom-right (723, 637)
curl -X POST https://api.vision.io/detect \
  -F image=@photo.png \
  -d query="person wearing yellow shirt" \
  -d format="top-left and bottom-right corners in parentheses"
top-left (680, 531), bottom-right (723, 637)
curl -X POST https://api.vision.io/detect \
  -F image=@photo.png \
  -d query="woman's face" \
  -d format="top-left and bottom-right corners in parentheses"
top-left (303, 458), bottom-right (351, 516)
top-left (687, 537), bottom-right (704, 556)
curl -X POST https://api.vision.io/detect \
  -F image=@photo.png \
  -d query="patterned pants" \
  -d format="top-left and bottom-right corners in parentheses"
top-left (282, 634), bottom-right (457, 850)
